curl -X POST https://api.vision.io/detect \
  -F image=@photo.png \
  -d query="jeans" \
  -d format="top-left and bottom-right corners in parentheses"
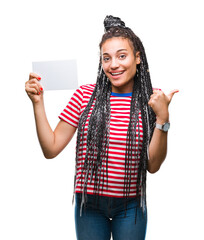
top-left (75, 193), bottom-right (147, 240)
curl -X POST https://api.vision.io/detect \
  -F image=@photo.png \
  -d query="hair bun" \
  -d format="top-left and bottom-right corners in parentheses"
top-left (104, 15), bottom-right (126, 31)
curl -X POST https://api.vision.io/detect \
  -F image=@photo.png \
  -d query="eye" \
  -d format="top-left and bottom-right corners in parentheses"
top-left (119, 54), bottom-right (126, 59)
top-left (103, 56), bottom-right (110, 62)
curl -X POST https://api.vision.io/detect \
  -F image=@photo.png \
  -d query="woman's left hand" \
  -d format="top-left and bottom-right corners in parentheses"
top-left (148, 89), bottom-right (179, 123)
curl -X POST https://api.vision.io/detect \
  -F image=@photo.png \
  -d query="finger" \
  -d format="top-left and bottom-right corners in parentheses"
top-left (150, 92), bottom-right (158, 98)
top-left (167, 89), bottom-right (179, 102)
top-left (26, 79), bottom-right (43, 94)
top-left (29, 83), bottom-right (41, 93)
top-left (27, 79), bottom-right (44, 91)
top-left (29, 72), bottom-right (41, 81)
top-left (153, 89), bottom-right (162, 94)
top-left (26, 83), bottom-right (41, 95)
top-left (148, 99), bottom-right (154, 107)
top-left (25, 85), bottom-right (39, 95)
top-left (150, 92), bottom-right (160, 101)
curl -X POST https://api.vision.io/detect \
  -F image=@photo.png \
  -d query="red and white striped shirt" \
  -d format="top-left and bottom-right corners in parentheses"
top-left (59, 84), bottom-right (143, 197)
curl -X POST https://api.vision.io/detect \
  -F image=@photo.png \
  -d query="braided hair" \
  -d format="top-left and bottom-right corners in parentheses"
top-left (74, 15), bottom-right (156, 214)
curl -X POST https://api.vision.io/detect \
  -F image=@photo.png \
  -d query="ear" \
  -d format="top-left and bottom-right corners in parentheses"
top-left (136, 51), bottom-right (140, 65)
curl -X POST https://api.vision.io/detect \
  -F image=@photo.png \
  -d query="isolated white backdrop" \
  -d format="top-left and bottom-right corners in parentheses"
top-left (0, 0), bottom-right (203, 239)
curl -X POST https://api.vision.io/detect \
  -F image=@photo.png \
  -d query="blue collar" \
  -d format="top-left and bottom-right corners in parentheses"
top-left (111, 92), bottom-right (132, 97)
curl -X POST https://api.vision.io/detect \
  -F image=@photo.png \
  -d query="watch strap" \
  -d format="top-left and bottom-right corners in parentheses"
top-left (155, 122), bottom-right (170, 132)
top-left (155, 123), bottom-right (163, 130)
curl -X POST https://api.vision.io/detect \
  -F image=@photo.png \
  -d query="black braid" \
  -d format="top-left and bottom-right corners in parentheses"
top-left (73, 15), bottom-right (156, 214)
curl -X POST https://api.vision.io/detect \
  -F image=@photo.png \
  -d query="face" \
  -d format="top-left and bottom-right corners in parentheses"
top-left (101, 37), bottom-right (140, 93)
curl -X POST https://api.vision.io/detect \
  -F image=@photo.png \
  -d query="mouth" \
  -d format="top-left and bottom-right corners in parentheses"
top-left (110, 71), bottom-right (125, 78)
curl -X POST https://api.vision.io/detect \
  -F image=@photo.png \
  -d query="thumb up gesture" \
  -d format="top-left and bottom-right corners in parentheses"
top-left (148, 89), bottom-right (179, 123)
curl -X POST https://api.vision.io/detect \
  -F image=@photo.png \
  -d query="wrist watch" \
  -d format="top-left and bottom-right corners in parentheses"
top-left (155, 122), bottom-right (170, 132)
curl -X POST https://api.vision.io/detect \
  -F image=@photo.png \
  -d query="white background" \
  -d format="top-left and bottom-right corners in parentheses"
top-left (0, 0), bottom-right (203, 239)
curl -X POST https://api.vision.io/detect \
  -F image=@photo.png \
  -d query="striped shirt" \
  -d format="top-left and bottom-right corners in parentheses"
top-left (59, 84), bottom-right (143, 197)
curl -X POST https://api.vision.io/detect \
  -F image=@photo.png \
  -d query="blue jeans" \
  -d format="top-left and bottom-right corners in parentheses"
top-left (75, 193), bottom-right (147, 240)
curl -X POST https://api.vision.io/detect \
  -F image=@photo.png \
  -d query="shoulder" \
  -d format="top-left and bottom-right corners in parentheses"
top-left (77, 83), bottom-right (96, 97)
top-left (71, 84), bottom-right (95, 99)
top-left (79, 83), bottom-right (96, 92)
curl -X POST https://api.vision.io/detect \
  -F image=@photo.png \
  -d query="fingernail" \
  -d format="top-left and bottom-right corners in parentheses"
top-left (40, 87), bottom-right (43, 91)
top-left (38, 92), bottom-right (41, 95)
top-left (37, 77), bottom-right (41, 80)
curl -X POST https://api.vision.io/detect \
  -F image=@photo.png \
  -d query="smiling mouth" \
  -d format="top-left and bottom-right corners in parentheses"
top-left (110, 71), bottom-right (125, 76)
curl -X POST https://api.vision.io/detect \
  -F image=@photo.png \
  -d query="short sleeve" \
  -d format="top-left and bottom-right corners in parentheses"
top-left (58, 87), bottom-right (83, 128)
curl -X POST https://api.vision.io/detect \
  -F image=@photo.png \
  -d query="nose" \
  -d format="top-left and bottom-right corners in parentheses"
top-left (110, 58), bottom-right (119, 69)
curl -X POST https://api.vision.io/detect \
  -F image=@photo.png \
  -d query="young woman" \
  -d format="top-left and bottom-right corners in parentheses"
top-left (25, 15), bottom-right (178, 240)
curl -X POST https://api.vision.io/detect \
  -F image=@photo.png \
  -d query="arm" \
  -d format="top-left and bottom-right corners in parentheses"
top-left (147, 89), bottom-right (179, 173)
top-left (33, 101), bottom-right (76, 159)
top-left (148, 119), bottom-right (168, 173)
top-left (25, 73), bottom-right (76, 159)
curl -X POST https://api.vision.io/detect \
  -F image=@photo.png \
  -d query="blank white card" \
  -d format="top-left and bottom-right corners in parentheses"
top-left (32, 59), bottom-right (78, 90)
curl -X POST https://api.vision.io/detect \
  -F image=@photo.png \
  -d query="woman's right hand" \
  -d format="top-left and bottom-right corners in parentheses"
top-left (25, 73), bottom-right (44, 104)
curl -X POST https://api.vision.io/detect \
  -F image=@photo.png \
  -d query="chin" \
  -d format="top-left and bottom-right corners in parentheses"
top-left (110, 82), bottom-right (123, 88)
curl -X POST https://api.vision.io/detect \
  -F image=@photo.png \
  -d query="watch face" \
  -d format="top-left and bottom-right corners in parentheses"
top-left (163, 122), bottom-right (170, 131)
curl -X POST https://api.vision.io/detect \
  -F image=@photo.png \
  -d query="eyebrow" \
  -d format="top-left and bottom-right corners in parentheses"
top-left (102, 49), bottom-right (128, 55)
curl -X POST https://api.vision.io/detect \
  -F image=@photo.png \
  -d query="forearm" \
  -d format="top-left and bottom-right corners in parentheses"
top-left (148, 126), bottom-right (168, 173)
top-left (147, 88), bottom-right (178, 173)
top-left (33, 100), bottom-right (55, 158)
